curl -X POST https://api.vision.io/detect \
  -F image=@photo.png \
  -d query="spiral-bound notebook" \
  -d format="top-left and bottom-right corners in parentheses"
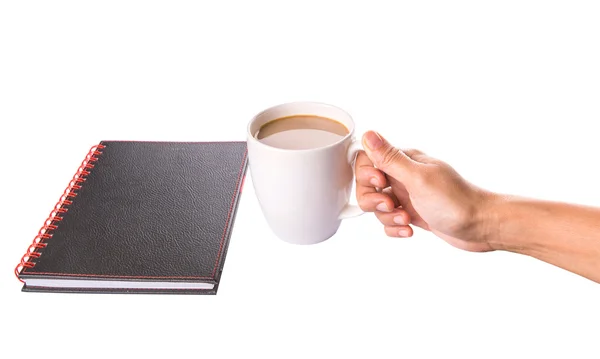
top-left (14, 141), bottom-right (248, 294)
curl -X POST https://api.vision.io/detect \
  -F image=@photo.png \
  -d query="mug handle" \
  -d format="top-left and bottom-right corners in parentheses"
top-left (338, 136), bottom-right (366, 220)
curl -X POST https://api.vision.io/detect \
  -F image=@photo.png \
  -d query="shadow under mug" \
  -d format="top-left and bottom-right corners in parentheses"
top-left (246, 101), bottom-right (364, 245)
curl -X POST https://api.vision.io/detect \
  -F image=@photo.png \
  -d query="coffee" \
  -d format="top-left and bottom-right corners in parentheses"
top-left (256, 115), bottom-right (349, 150)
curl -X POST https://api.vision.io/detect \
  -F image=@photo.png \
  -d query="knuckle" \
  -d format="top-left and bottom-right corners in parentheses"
top-left (379, 146), bottom-right (402, 168)
top-left (404, 148), bottom-right (422, 156)
top-left (380, 216), bottom-right (394, 226)
top-left (357, 199), bottom-right (372, 212)
top-left (384, 226), bottom-right (399, 237)
top-left (373, 211), bottom-right (385, 221)
top-left (355, 166), bottom-right (370, 178)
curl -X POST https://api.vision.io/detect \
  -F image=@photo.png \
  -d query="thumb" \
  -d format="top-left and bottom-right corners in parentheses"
top-left (362, 131), bottom-right (419, 181)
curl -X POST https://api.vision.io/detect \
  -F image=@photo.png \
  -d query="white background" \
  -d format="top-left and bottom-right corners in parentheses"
top-left (1, 1), bottom-right (599, 357)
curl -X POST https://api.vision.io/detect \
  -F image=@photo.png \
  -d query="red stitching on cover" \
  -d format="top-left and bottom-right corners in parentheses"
top-left (240, 175), bottom-right (246, 194)
top-left (211, 150), bottom-right (247, 278)
top-left (14, 144), bottom-right (106, 282)
top-left (15, 146), bottom-right (248, 283)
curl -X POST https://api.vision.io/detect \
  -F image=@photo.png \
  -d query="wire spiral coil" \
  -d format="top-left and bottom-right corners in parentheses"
top-left (14, 144), bottom-right (106, 282)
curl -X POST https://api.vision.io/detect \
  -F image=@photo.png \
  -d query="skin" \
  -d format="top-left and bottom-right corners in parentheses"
top-left (355, 130), bottom-right (600, 284)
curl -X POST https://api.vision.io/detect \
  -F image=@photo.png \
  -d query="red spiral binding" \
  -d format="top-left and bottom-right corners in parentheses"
top-left (14, 144), bottom-right (106, 283)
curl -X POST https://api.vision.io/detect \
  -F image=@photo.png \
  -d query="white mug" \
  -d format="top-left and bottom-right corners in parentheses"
top-left (246, 101), bottom-right (364, 245)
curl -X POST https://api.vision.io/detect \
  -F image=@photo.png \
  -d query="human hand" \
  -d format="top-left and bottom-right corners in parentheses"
top-left (355, 131), bottom-right (496, 252)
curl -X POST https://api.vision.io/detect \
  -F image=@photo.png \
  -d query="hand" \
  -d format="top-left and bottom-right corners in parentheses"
top-left (355, 131), bottom-right (496, 252)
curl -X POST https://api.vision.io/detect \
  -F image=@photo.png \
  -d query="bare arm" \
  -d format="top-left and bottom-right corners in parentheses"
top-left (487, 196), bottom-right (600, 283)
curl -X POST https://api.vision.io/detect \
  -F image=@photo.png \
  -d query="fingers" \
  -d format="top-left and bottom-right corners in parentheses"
top-left (384, 225), bottom-right (414, 238)
top-left (373, 197), bottom-right (414, 238)
top-left (361, 131), bottom-right (419, 181)
top-left (355, 151), bottom-right (378, 204)
top-left (356, 192), bottom-right (396, 212)
top-left (381, 187), bottom-right (400, 207)
top-left (374, 208), bottom-right (411, 226)
top-left (357, 188), bottom-right (415, 238)
top-left (356, 132), bottom-right (432, 240)
top-left (355, 151), bottom-right (389, 188)
top-left (355, 150), bottom-right (391, 212)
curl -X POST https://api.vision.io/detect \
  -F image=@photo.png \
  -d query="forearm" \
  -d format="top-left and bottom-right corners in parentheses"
top-left (486, 195), bottom-right (600, 283)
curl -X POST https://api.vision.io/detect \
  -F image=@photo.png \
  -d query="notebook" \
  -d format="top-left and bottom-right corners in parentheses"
top-left (14, 141), bottom-right (248, 294)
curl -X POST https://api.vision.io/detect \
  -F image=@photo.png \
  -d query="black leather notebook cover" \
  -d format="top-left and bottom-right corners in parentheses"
top-left (15, 141), bottom-right (248, 294)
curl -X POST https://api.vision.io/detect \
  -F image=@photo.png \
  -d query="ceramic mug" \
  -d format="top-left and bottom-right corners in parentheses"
top-left (246, 102), bottom-right (364, 245)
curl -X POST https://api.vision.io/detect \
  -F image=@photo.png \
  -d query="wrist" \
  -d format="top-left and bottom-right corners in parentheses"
top-left (476, 192), bottom-right (513, 252)
top-left (479, 193), bottom-right (531, 253)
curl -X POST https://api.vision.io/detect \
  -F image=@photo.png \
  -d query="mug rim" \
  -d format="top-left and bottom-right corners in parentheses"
top-left (246, 101), bottom-right (356, 153)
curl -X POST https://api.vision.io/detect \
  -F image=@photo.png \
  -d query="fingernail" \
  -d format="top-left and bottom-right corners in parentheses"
top-left (369, 177), bottom-right (378, 186)
top-left (376, 202), bottom-right (390, 212)
top-left (398, 228), bottom-right (410, 237)
top-left (364, 131), bottom-right (383, 150)
top-left (393, 216), bottom-right (406, 225)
